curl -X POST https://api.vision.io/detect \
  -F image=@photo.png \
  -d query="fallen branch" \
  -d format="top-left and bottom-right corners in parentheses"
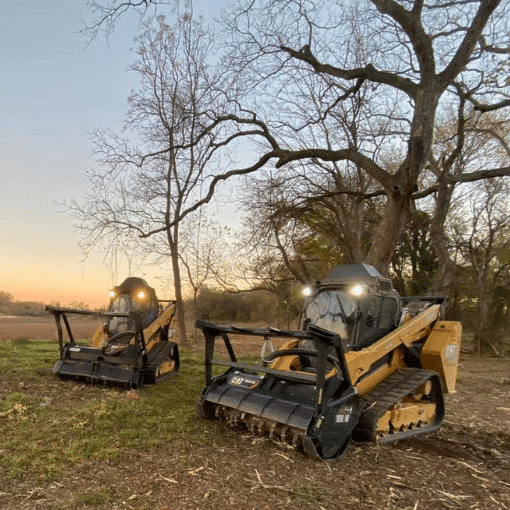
top-left (456, 461), bottom-right (484, 474)
top-left (437, 490), bottom-right (472, 502)
top-left (157, 474), bottom-right (178, 484)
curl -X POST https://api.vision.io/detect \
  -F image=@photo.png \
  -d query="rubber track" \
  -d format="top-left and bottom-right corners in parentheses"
top-left (144, 342), bottom-right (177, 385)
top-left (354, 368), bottom-right (444, 443)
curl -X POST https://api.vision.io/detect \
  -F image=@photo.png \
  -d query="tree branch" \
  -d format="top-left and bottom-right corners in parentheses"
top-left (415, 166), bottom-right (510, 199)
top-left (280, 44), bottom-right (418, 98)
top-left (473, 98), bottom-right (510, 113)
top-left (438, 0), bottom-right (502, 87)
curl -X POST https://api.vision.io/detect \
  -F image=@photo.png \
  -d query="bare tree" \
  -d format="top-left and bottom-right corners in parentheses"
top-left (177, 214), bottom-right (234, 305)
top-left (82, 0), bottom-right (166, 44)
top-left (71, 14), bottom-right (222, 347)
top-left (450, 179), bottom-right (510, 354)
top-left (235, 76), bottom-right (387, 286)
top-left (224, 0), bottom-right (510, 272)
top-left (239, 167), bottom-right (378, 283)
top-left (419, 101), bottom-right (510, 294)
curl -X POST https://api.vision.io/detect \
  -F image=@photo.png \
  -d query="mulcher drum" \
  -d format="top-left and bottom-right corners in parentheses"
top-left (54, 344), bottom-right (146, 388)
top-left (54, 340), bottom-right (179, 388)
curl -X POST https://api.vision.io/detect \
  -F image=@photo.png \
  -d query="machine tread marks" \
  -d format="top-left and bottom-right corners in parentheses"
top-left (143, 341), bottom-right (179, 385)
top-left (354, 368), bottom-right (445, 443)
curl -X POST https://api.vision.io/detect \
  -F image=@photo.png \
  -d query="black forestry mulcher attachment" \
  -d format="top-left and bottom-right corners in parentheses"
top-left (195, 263), bottom-right (462, 460)
top-left (47, 277), bottom-right (180, 388)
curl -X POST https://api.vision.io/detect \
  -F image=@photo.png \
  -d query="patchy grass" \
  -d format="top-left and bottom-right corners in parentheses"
top-left (0, 340), bottom-right (216, 481)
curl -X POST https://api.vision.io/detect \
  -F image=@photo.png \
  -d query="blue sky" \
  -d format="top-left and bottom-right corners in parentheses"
top-left (0, 0), bottom-right (223, 307)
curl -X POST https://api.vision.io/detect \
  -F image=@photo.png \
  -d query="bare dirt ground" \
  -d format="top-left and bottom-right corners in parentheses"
top-left (0, 315), bottom-right (102, 342)
top-left (1, 316), bottom-right (510, 509)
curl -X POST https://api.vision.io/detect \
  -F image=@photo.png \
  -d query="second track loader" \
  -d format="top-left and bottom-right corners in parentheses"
top-left (47, 277), bottom-right (180, 388)
top-left (195, 264), bottom-right (461, 460)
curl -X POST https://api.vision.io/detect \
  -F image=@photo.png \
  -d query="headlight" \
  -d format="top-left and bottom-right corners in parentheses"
top-left (137, 290), bottom-right (146, 300)
top-left (302, 286), bottom-right (313, 297)
top-left (109, 290), bottom-right (116, 298)
top-left (350, 284), bottom-right (367, 297)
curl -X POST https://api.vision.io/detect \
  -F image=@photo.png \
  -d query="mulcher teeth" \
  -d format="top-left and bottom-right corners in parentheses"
top-left (213, 404), bottom-right (306, 450)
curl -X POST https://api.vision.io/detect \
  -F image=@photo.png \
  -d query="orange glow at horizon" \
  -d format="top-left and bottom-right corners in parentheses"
top-left (1, 257), bottom-right (172, 309)
top-left (0, 254), bottom-right (114, 309)
top-left (3, 277), bottom-right (111, 309)
top-left (9, 288), bottom-right (109, 309)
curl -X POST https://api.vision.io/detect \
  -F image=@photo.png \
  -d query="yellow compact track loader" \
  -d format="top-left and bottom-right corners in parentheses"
top-left (47, 277), bottom-right (179, 388)
top-left (195, 264), bottom-right (461, 460)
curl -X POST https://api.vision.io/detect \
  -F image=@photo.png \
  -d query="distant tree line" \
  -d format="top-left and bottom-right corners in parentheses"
top-left (0, 292), bottom-right (45, 317)
top-left (0, 293), bottom-right (102, 317)
top-left (191, 287), bottom-right (302, 329)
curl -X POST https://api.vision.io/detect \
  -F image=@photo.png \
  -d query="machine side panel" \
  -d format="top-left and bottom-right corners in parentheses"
top-left (421, 321), bottom-right (462, 394)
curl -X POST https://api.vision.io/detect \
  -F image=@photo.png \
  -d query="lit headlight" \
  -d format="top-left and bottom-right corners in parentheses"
top-left (302, 286), bottom-right (313, 297)
top-left (137, 291), bottom-right (146, 300)
top-left (109, 290), bottom-right (116, 298)
top-left (350, 284), bottom-right (367, 297)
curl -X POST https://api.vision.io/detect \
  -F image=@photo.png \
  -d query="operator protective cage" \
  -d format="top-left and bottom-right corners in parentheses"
top-left (302, 263), bottom-right (401, 351)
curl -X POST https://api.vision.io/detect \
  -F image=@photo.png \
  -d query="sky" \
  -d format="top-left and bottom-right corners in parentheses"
top-left (0, 0), bottom-right (224, 308)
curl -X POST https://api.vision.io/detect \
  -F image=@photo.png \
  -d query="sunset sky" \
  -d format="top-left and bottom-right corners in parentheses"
top-left (0, 0), bottom-right (222, 308)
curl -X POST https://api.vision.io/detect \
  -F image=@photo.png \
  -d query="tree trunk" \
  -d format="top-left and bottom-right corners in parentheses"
top-left (366, 191), bottom-right (411, 274)
top-left (430, 176), bottom-right (457, 294)
top-left (171, 249), bottom-right (189, 348)
top-left (167, 226), bottom-right (189, 348)
top-left (367, 87), bottom-right (440, 275)
top-left (475, 294), bottom-right (490, 355)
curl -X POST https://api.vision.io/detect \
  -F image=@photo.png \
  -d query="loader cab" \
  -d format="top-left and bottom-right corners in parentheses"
top-left (107, 277), bottom-right (160, 335)
top-left (303, 264), bottom-right (401, 352)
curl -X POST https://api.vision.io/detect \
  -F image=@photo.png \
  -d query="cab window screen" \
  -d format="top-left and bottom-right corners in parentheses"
top-left (305, 290), bottom-right (356, 342)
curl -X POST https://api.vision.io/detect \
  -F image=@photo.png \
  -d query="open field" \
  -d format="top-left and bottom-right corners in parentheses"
top-left (0, 315), bottom-right (100, 342)
top-left (0, 317), bottom-right (510, 509)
